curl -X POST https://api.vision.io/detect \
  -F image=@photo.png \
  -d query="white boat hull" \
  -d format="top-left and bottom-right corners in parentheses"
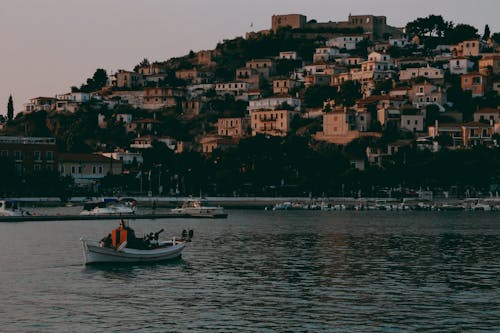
top-left (81, 239), bottom-right (185, 264)
top-left (170, 207), bottom-right (226, 218)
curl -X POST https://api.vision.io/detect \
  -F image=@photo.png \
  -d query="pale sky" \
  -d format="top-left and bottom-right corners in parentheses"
top-left (1, 0), bottom-right (498, 113)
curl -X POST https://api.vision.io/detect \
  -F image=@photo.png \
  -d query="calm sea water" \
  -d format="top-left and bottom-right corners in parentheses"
top-left (0, 210), bottom-right (499, 332)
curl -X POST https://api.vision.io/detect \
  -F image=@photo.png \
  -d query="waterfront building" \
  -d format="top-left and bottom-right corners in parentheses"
top-left (59, 153), bottom-right (122, 190)
top-left (0, 136), bottom-right (57, 175)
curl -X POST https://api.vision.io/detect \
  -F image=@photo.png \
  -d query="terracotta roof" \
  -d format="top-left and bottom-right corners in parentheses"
top-left (59, 153), bottom-right (117, 163)
top-left (463, 122), bottom-right (493, 128)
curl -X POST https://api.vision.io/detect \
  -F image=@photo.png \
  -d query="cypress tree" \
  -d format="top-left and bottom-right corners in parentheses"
top-left (7, 95), bottom-right (14, 120)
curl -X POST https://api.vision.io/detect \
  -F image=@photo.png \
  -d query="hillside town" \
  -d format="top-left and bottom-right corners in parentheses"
top-left (1, 13), bottom-right (500, 198)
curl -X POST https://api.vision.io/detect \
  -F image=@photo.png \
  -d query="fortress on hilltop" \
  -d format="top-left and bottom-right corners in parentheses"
top-left (271, 13), bottom-right (404, 40)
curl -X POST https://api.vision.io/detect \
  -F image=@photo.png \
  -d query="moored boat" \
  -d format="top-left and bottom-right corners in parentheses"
top-left (171, 199), bottom-right (226, 218)
top-left (80, 198), bottom-right (136, 216)
top-left (0, 200), bottom-right (31, 217)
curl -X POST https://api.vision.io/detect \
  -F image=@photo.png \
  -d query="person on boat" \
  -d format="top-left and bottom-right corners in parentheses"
top-left (111, 219), bottom-right (139, 249)
top-left (99, 233), bottom-right (112, 248)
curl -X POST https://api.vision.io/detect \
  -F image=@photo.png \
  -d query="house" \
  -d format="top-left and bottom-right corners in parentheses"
top-left (113, 70), bottom-right (143, 89)
top-left (279, 51), bottom-right (298, 60)
top-left (428, 123), bottom-right (463, 147)
top-left (479, 55), bottom-right (500, 75)
top-left (388, 38), bottom-right (409, 48)
top-left (0, 136), bottom-right (57, 175)
top-left (473, 108), bottom-right (500, 124)
top-left (215, 82), bottom-right (251, 98)
top-left (24, 97), bottom-right (57, 113)
top-left (181, 99), bottom-right (205, 117)
top-left (462, 122), bottom-right (495, 146)
top-left (99, 149), bottom-right (143, 166)
top-left (248, 96), bottom-right (301, 111)
top-left (313, 47), bottom-right (340, 62)
top-left (461, 72), bottom-right (488, 97)
top-left (126, 118), bottom-right (161, 134)
top-left (106, 90), bottom-right (144, 108)
top-left (408, 82), bottom-right (446, 108)
top-left (246, 59), bottom-right (275, 79)
top-left (217, 117), bottom-right (251, 137)
top-left (399, 67), bottom-right (444, 82)
top-left (273, 78), bottom-right (300, 94)
top-left (449, 58), bottom-right (473, 75)
top-left (377, 108), bottom-right (401, 126)
top-left (452, 40), bottom-right (481, 57)
top-left (315, 108), bottom-right (359, 144)
top-left (115, 113), bottom-right (133, 124)
top-left (400, 108), bottom-right (425, 132)
top-left (59, 153), bottom-right (122, 190)
top-left (336, 56), bottom-right (365, 66)
top-left (326, 35), bottom-right (365, 50)
top-left (200, 135), bottom-right (236, 154)
top-left (235, 67), bottom-right (261, 89)
top-left (249, 109), bottom-right (299, 136)
top-left (305, 74), bottom-right (331, 87)
top-left (143, 87), bottom-right (184, 109)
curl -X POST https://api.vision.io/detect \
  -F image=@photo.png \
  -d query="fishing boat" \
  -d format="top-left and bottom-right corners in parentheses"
top-left (170, 199), bottom-right (227, 218)
top-left (80, 198), bottom-right (136, 216)
top-left (80, 222), bottom-right (192, 264)
top-left (0, 200), bottom-right (31, 217)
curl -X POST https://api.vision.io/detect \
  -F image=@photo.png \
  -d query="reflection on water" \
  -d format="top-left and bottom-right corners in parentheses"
top-left (0, 211), bottom-right (499, 332)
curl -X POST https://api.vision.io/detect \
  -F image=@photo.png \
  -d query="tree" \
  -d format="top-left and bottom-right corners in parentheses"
top-left (492, 32), bottom-right (500, 44)
top-left (78, 68), bottom-right (108, 93)
top-left (483, 24), bottom-right (491, 41)
top-left (7, 95), bottom-right (14, 120)
top-left (445, 24), bottom-right (479, 44)
top-left (335, 80), bottom-right (361, 107)
top-left (304, 85), bottom-right (337, 108)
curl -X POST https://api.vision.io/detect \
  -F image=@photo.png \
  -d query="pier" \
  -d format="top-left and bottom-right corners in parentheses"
top-left (0, 212), bottom-right (228, 223)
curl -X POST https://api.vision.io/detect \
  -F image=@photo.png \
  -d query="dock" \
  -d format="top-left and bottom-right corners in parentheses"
top-left (0, 212), bottom-right (228, 223)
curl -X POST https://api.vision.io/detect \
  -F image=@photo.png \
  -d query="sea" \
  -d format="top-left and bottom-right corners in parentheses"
top-left (0, 209), bottom-right (499, 332)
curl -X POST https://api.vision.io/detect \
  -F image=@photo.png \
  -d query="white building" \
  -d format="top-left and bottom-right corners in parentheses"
top-left (399, 67), bottom-right (444, 81)
top-left (248, 96), bottom-right (301, 111)
top-left (448, 58), bottom-right (474, 75)
top-left (313, 47), bottom-right (340, 62)
top-left (327, 35), bottom-right (365, 50)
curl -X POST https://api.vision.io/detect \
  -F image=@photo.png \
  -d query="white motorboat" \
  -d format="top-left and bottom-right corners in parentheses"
top-left (80, 198), bottom-right (136, 216)
top-left (0, 200), bottom-right (31, 217)
top-left (171, 199), bottom-right (227, 218)
top-left (80, 238), bottom-right (186, 264)
top-left (80, 224), bottom-right (191, 264)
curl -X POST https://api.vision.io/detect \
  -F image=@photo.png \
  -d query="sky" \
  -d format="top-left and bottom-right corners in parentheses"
top-left (1, 0), bottom-right (499, 114)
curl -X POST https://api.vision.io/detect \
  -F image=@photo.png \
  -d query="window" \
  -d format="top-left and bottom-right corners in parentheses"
top-left (34, 151), bottom-right (41, 161)
top-left (0, 150), bottom-right (7, 157)
top-left (78, 166), bottom-right (83, 174)
top-left (14, 151), bottom-right (22, 161)
top-left (92, 166), bottom-right (97, 174)
top-left (46, 151), bottom-right (54, 161)
top-left (419, 87), bottom-right (424, 93)
top-left (71, 166), bottom-right (76, 174)
top-left (34, 164), bottom-right (41, 171)
top-left (98, 166), bottom-right (103, 174)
